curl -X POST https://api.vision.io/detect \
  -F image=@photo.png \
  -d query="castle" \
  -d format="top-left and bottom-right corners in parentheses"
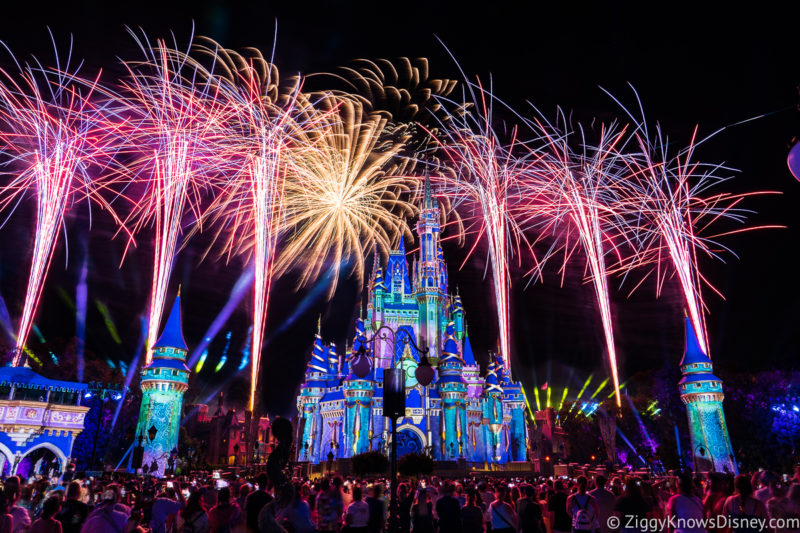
top-left (296, 177), bottom-right (529, 465)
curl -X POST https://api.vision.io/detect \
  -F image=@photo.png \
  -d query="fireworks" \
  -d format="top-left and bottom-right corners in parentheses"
top-left (194, 38), bottom-right (307, 412)
top-left (519, 113), bottom-right (631, 407)
top-left (0, 30), bottom-right (771, 416)
top-left (0, 41), bottom-right (125, 365)
top-left (117, 31), bottom-right (234, 364)
top-left (428, 79), bottom-right (532, 372)
top-left (276, 94), bottom-right (417, 295)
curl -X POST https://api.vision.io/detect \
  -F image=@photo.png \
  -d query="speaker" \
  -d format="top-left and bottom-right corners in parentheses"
top-left (132, 446), bottom-right (144, 469)
top-left (383, 368), bottom-right (405, 419)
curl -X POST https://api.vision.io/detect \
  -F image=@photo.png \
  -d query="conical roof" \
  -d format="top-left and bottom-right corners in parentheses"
top-left (153, 294), bottom-right (188, 351)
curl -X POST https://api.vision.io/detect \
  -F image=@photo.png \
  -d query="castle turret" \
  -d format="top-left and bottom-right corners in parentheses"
top-left (343, 318), bottom-right (375, 456)
top-left (298, 326), bottom-right (327, 461)
top-left (415, 174), bottom-right (446, 363)
top-left (500, 361), bottom-right (527, 462)
top-left (437, 322), bottom-right (467, 459)
top-left (679, 318), bottom-right (737, 474)
top-left (482, 355), bottom-right (504, 464)
top-left (136, 292), bottom-right (190, 476)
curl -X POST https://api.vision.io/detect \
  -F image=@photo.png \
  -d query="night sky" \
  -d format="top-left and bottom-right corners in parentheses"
top-left (0, 2), bottom-right (797, 415)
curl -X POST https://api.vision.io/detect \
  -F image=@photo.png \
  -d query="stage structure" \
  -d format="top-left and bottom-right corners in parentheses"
top-left (0, 366), bottom-right (89, 477)
top-left (135, 292), bottom-right (190, 477)
top-left (679, 318), bottom-right (737, 474)
top-left (296, 178), bottom-right (528, 466)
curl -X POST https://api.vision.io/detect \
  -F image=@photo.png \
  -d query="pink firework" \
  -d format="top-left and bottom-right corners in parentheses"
top-left (118, 31), bottom-right (234, 364)
top-left (520, 114), bottom-right (630, 407)
top-left (0, 41), bottom-right (125, 365)
top-left (429, 80), bottom-right (531, 372)
top-left (196, 39), bottom-right (315, 412)
top-left (608, 93), bottom-right (774, 356)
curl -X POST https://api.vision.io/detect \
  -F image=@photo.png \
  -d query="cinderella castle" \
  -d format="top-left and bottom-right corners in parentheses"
top-left (296, 178), bottom-right (528, 466)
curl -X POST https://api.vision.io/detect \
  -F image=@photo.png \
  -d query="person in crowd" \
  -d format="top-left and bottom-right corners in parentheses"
top-left (365, 484), bottom-right (385, 533)
top-left (547, 481), bottom-right (570, 533)
top-left (753, 472), bottom-right (775, 507)
top-left (613, 478), bottom-right (650, 533)
top-left (316, 478), bottom-right (344, 533)
top-left (722, 475), bottom-right (767, 533)
top-left (344, 485), bottom-right (369, 533)
top-left (516, 485), bottom-right (544, 533)
top-left (566, 476), bottom-right (598, 533)
top-left (666, 474), bottom-right (706, 533)
top-left (56, 482), bottom-right (88, 533)
top-left (436, 481), bottom-right (461, 533)
top-left (150, 485), bottom-right (185, 533)
top-left (587, 476), bottom-right (616, 533)
top-left (208, 486), bottom-right (242, 533)
top-left (488, 485), bottom-right (516, 533)
top-left (175, 491), bottom-right (209, 533)
top-left (784, 484), bottom-right (800, 533)
top-left (765, 480), bottom-right (790, 529)
top-left (397, 484), bottom-right (414, 533)
top-left (80, 484), bottom-right (129, 533)
top-left (4, 477), bottom-right (31, 533)
top-left (30, 497), bottom-right (61, 533)
top-left (411, 488), bottom-right (435, 533)
top-left (461, 488), bottom-right (485, 533)
top-left (246, 474), bottom-right (273, 533)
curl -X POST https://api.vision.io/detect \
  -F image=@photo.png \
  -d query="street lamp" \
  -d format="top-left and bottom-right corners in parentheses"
top-left (359, 323), bottom-right (431, 533)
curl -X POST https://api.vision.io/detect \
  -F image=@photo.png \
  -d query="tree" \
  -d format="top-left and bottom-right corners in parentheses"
top-left (351, 451), bottom-right (390, 476)
top-left (398, 452), bottom-right (434, 477)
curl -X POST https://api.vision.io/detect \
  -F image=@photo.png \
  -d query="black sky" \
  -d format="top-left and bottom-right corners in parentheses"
top-left (0, 1), bottom-right (798, 415)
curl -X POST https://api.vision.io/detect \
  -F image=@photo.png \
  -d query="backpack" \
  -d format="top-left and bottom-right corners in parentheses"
top-left (572, 494), bottom-right (594, 531)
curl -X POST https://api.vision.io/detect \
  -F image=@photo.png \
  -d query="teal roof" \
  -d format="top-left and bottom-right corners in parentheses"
top-left (0, 366), bottom-right (87, 392)
top-left (144, 358), bottom-right (190, 372)
top-left (153, 295), bottom-right (188, 351)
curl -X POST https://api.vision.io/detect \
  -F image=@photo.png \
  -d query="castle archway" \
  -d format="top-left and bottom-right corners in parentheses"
top-left (395, 424), bottom-right (426, 457)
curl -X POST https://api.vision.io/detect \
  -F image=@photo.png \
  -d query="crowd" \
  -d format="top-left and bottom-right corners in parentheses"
top-left (1, 467), bottom-right (800, 533)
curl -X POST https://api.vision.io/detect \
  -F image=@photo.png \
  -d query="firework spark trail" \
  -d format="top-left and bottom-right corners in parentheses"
top-left (118, 32), bottom-right (234, 364)
top-left (520, 116), bottom-right (629, 407)
top-left (429, 81), bottom-right (532, 372)
top-left (604, 88), bottom-right (776, 356)
top-left (193, 39), bottom-right (317, 411)
top-left (0, 42), bottom-right (125, 365)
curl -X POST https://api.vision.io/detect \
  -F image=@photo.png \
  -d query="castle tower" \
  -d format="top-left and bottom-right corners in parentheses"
top-left (342, 318), bottom-right (375, 457)
top-left (500, 362), bottom-right (528, 462)
top-left (297, 325), bottom-right (327, 462)
top-left (437, 322), bottom-right (467, 459)
top-left (136, 292), bottom-right (190, 477)
top-left (482, 356), bottom-right (504, 464)
top-left (415, 174), bottom-right (446, 363)
top-left (679, 318), bottom-right (737, 474)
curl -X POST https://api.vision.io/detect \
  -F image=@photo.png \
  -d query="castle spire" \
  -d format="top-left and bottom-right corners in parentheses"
top-left (153, 292), bottom-right (187, 351)
top-left (681, 317), bottom-right (712, 366)
top-left (424, 170), bottom-right (433, 210)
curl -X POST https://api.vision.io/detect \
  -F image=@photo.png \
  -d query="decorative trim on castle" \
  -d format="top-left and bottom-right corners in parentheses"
top-left (296, 180), bottom-right (528, 464)
top-left (679, 318), bottom-right (737, 474)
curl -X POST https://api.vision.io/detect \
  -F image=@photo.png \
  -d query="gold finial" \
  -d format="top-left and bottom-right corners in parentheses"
top-left (317, 314), bottom-right (322, 335)
top-left (177, 284), bottom-right (182, 297)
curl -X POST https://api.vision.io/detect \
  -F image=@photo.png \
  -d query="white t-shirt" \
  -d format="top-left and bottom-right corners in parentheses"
top-left (11, 506), bottom-right (30, 533)
top-left (346, 500), bottom-right (370, 528)
top-left (667, 494), bottom-right (707, 533)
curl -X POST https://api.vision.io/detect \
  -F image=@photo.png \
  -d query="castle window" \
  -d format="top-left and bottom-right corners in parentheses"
top-left (695, 383), bottom-right (701, 388)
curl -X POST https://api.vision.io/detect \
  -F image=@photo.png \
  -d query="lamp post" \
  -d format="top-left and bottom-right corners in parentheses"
top-left (355, 323), bottom-right (432, 533)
